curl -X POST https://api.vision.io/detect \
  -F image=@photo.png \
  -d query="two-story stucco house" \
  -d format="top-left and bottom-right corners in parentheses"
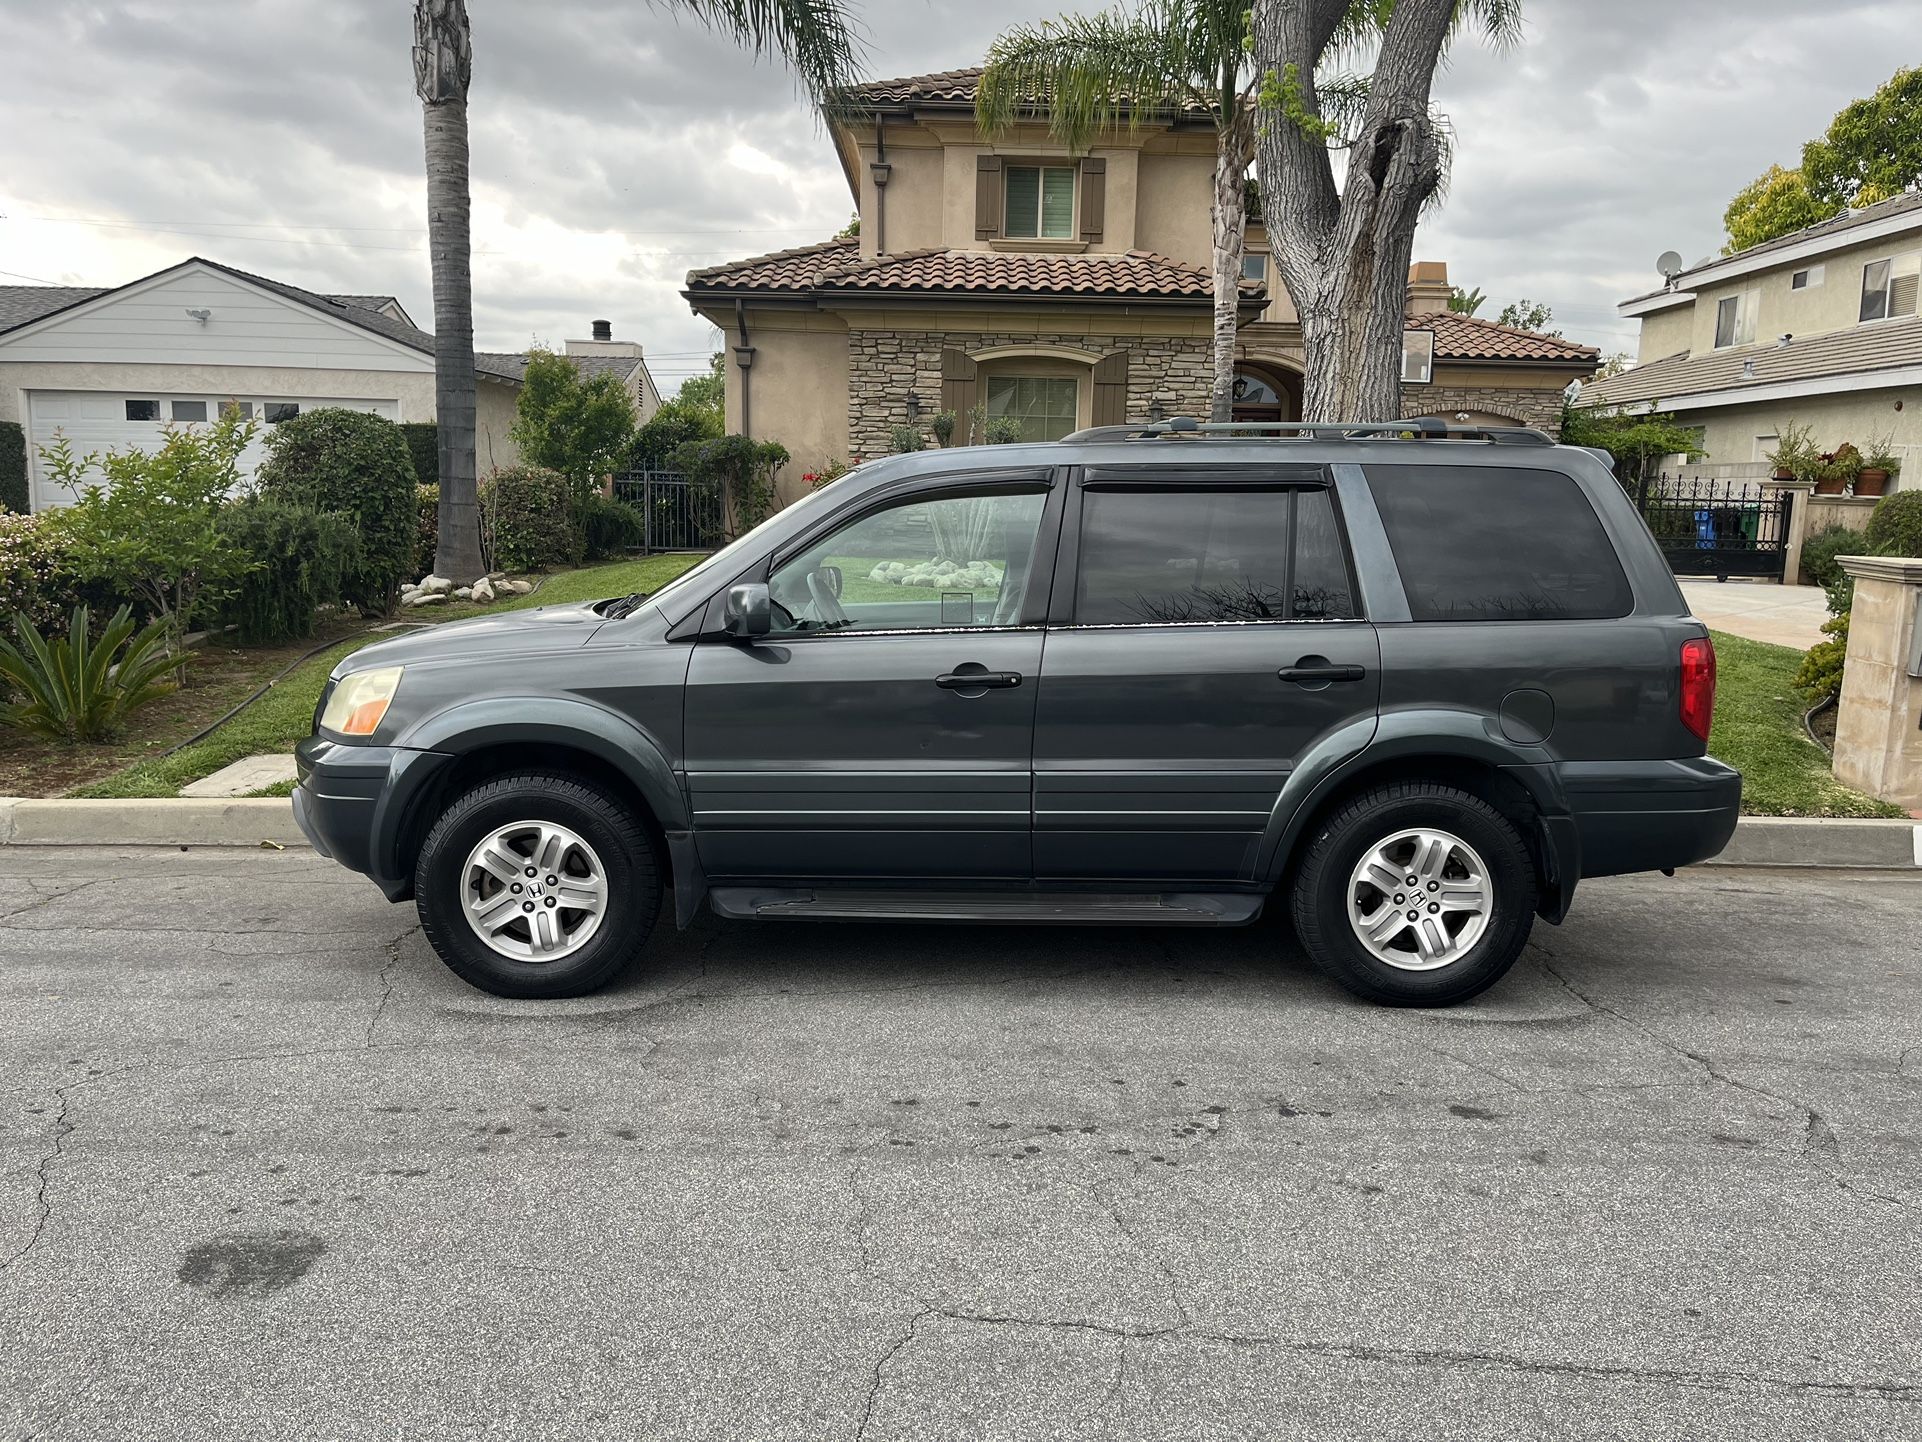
top-left (1581, 189), bottom-right (1922, 474)
top-left (684, 68), bottom-right (1598, 498)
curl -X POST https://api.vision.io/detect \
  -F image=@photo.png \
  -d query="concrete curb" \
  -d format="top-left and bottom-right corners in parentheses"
top-left (0, 798), bottom-right (305, 848)
top-left (1, 796), bottom-right (1917, 869)
top-left (1701, 816), bottom-right (1922, 870)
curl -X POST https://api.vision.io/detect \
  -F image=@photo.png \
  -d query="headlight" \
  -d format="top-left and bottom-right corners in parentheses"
top-left (320, 666), bottom-right (403, 737)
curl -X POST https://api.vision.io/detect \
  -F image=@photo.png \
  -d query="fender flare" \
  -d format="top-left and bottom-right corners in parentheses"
top-left (1254, 710), bottom-right (1580, 919)
top-left (383, 697), bottom-right (689, 888)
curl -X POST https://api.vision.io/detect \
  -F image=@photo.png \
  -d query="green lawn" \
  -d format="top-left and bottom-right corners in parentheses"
top-left (1707, 630), bottom-right (1905, 818)
top-left (70, 554), bottom-right (702, 799)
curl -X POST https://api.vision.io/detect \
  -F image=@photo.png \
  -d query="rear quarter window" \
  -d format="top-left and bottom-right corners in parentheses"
top-left (1364, 464), bottom-right (1632, 621)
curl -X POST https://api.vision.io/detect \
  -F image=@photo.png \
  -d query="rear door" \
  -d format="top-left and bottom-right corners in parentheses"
top-left (1032, 466), bottom-right (1380, 882)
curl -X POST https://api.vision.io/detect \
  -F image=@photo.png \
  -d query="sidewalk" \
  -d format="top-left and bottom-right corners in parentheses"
top-left (1680, 579), bottom-right (1828, 650)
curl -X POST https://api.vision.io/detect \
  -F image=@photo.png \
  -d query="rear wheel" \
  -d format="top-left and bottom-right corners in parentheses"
top-left (1290, 782), bottom-right (1536, 1006)
top-left (415, 772), bottom-right (661, 999)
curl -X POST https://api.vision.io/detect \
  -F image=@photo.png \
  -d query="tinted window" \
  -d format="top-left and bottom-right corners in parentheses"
top-left (769, 489), bottom-right (1047, 634)
top-left (265, 402), bottom-right (301, 424)
top-left (171, 400), bottom-right (207, 422)
top-left (124, 399), bottom-right (159, 421)
top-left (1365, 464), bottom-right (1632, 621)
top-left (1074, 486), bottom-right (1354, 625)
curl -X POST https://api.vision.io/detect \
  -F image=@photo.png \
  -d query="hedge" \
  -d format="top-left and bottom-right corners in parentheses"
top-left (479, 466), bottom-right (582, 572)
top-left (0, 421), bottom-right (26, 513)
top-left (254, 408), bottom-right (418, 613)
top-left (215, 500), bottom-right (361, 645)
top-left (399, 421), bottom-right (438, 487)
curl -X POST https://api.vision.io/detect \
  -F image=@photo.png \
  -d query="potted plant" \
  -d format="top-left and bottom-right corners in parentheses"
top-left (1764, 422), bottom-right (1819, 483)
top-left (1856, 434), bottom-right (1899, 497)
top-left (1814, 441), bottom-right (1860, 496)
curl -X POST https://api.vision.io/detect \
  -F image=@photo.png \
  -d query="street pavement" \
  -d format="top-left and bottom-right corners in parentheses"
top-left (1, 847), bottom-right (1918, 1441)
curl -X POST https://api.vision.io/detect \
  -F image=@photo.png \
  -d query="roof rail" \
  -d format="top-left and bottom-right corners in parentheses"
top-left (1061, 416), bottom-right (1558, 447)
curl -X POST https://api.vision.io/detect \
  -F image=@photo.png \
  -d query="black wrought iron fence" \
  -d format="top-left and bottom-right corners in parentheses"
top-left (610, 469), bottom-right (722, 554)
top-left (1634, 473), bottom-right (1792, 581)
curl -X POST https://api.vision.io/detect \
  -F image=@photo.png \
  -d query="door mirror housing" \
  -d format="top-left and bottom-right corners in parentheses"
top-left (722, 582), bottom-right (772, 638)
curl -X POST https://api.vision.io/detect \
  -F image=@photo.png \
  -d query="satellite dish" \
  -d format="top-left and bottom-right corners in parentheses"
top-left (1656, 250), bottom-right (1684, 282)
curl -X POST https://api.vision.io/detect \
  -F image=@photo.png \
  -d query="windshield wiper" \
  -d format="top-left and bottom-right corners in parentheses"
top-left (602, 591), bottom-right (650, 620)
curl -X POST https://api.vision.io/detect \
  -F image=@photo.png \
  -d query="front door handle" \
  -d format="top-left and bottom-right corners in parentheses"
top-left (936, 668), bottom-right (1023, 691)
top-left (1279, 662), bottom-right (1366, 685)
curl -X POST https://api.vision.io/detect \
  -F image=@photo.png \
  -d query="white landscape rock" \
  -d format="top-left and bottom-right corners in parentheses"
top-left (452, 586), bottom-right (473, 601)
top-left (503, 580), bottom-right (534, 595)
top-left (471, 578), bottom-right (496, 604)
top-left (420, 575), bottom-right (453, 595)
top-left (403, 591), bottom-right (447, 607)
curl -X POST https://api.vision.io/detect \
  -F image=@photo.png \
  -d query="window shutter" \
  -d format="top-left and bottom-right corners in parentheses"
top-left (941, 349), bottom-right (979, 429)
top-left (975, 155), bottom-right (1003, 240)
top-left (1092, 350), bottom-right (1128, 426)
top-left (1080, 157), bottom-right (1106, 243)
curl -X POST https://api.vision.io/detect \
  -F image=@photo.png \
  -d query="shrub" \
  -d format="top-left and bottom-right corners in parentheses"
top-left (1865, 489), bottom-right (1922, 558)
top-left (983, 416), bottom-right (1025, 445)
top-left (399, 422), bottom-right (439, 487)
top-left (669, 434), bottom-right (788, 540)
top-left (0, 512), bottom-right (94, 634)
top-left (215, 500), bottom-right (361, 645)
top-left (254, 408), bottom-right (418, 612)
top-left (1794, 611), bottom-right (1850, 706)
top-left (930, 411), bottom-right (957, 447)
top-left (0, 604), bottom-right (180, 742)
top-left (0, 421), bottom-right (26, 513)
top-left (413, 484), bottom-right (440, 578)
top-left (889, 424), bottom-right (926, 453)
top-left (479, 466), bottom-right (582, 572)
top-left (578, 491), bottom-right (642, 562)
top-left (39, 412), bottom-right (254, 636)
top-left (510, 348), bottom-right (637, 490)
top-left (1799, 523), bottom-right (1864, 588)
top-left (629, 399), bottom-right (722, 469)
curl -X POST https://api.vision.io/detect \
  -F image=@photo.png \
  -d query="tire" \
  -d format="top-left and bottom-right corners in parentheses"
top-left (415, 771), bottom-right (662, 999)
top-left (1289, 782), bottom-right (1536, 1007)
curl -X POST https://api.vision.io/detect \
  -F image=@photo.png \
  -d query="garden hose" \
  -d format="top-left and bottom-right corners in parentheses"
top-left (149, 575), bottom-right (550, 763)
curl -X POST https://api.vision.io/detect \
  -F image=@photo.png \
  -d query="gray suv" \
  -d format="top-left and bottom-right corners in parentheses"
top-left (294, 420), bottom-right (1740, 1007)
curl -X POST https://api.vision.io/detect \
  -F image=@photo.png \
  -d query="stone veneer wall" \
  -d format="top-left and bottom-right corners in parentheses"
top-left (1404, 383), bottom-right (1566, 432)
top-left (846, 329), bottom-right (1214, 458)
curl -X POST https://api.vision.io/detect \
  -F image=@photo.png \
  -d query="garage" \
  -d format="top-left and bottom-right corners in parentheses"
top-left (25, 390), bottom-right (399, 509)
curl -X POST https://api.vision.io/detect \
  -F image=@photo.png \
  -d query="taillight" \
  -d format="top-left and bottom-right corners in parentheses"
top-left (1679, 636), bottom-right (1716, 743)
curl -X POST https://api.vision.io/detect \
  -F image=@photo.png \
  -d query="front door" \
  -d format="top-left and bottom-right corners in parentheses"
top-left (1033, 473), bottom-right (1379, 882)
top-left (683, 478), bottom-right (1057, 884)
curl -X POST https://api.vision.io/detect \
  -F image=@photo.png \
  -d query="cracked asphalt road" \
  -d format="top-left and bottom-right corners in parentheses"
top-left (1, 847), bottom-right (1919, 1441)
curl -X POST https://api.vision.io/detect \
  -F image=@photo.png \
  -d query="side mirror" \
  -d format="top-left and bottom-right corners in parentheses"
top-left (722, 582), bottom-right (772, 638)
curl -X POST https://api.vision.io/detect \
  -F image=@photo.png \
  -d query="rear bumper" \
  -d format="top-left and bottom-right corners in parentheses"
top-left (1559, 757), bottom-right (1743, 878)
top-left (293, 737), bottom-right (452, 902)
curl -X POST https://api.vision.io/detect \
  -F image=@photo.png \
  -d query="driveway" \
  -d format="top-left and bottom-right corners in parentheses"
top-left (2, 847), bottom-right (1919, 1440)
top-left (1681, 579), bottom-right (1829, 650)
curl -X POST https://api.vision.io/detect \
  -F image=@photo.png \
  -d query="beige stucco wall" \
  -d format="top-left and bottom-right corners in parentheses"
top-left (1683, 386), bottom-right (1919, 475)
top-left (1133, 145), bottom-right (1216, 266)
top-left (725, 311), bottom-right (851, 503)
top-left (1686, 229), bottom-right (1920, 356)
top-left (1, 359), bottom-right (521, 476)
top-left (1635, 304), bottom-right (1693, 362)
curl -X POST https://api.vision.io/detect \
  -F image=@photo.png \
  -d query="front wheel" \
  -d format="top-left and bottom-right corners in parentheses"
top-left (1290, 782), bottom-right (1537, 1006)
top-left (415, 772), bottom-right (661, 999)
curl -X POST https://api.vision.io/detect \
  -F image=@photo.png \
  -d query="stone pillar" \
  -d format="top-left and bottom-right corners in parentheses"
top-left (1833, 555), bottom-right (1922, 810)
top-left (1760, 477), bottom-right (1816, 585)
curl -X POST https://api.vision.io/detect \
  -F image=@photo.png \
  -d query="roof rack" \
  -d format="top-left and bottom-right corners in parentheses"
top-left (1062, 416), bottom-right (1558, 447)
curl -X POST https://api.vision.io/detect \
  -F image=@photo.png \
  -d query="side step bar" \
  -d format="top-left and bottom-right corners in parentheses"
top-left (707, 888), bottom-right (1264, 926)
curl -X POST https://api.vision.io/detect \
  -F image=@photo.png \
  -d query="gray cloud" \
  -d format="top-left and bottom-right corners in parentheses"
top-left (0, 0), bottom-right (1911, 381)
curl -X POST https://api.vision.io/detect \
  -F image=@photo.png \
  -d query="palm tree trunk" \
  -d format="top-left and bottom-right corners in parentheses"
top-left (416, 0), bottom-right (483, 583)
top-left (1209, 135), bottom-right (1247, 423)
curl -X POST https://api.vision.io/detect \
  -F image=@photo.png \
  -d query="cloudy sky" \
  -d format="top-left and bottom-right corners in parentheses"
top-left (0, 1), bottom-right (1912, 391)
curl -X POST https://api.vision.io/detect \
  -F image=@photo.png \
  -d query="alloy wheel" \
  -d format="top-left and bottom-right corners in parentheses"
top-left (1344, 827), bottom-right (1493, 971)
top-left (459, 820), bottom-right (609, 962)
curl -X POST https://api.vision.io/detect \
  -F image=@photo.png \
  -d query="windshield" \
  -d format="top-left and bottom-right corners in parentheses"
top-left (642, 466), bottom-right (876, 622)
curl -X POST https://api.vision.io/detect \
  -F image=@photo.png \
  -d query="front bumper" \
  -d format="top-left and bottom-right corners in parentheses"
top-left (1560, 757), bottom-right (1743, 878)
top-left (293, 737), bottom-right (452, 901)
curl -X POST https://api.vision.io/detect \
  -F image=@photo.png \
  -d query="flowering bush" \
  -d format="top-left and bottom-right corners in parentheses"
top-left (803, 459), bottom-right (851, 490)
top-left (0, 511), bottom-right (93, 635)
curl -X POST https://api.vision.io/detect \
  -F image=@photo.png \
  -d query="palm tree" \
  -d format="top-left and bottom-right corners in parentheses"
top-left (978, 3), bottom-right (1260, 423)
top-left (411, 0), bottom-right (864, 582)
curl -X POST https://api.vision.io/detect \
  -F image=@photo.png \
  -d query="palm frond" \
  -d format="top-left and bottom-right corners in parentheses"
top-left (978, 8), bottom-right (1210, 148)
top-left (1329, 0), bottom-right (1524, 63)
top-left (667, 0), bottom-right (867, 107)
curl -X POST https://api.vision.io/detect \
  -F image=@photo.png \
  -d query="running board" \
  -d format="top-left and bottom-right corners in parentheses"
top-left (706, 888), bottom-right (1264, 926)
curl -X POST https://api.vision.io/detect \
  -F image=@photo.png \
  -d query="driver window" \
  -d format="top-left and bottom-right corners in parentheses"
top-left (768, 489), bottom-right (1048, 634)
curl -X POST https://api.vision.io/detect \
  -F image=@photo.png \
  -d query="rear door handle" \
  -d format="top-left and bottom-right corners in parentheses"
top-left (1279, 663), bottom-right (1366, 685)
top-left (936, 669), bottom-right (1023, 690)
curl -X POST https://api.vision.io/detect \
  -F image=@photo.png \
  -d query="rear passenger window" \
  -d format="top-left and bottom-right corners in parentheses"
top-left (1073, 486), bottom-right (1355, 625)
top-left (1365, 464), bottom-right (1631, 621)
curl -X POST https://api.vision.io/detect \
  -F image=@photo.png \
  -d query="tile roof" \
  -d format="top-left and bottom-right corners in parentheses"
top-left (1579, 314), bottom-right (1922, 408)
top-left (475, 352), bottom-right (644, 385)
top-left (0, 261), bottom-right (523, 382)
top-left (838, 67), bottom-right (1216, 117)
top-left (1410, 310), bottom-right (1601, 364)
top-left (687, 239), bottom-right (1258, 303)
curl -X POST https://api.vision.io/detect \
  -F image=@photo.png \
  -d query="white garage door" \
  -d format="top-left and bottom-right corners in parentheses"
top-left (26, 391), bottom-right (400, 510)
